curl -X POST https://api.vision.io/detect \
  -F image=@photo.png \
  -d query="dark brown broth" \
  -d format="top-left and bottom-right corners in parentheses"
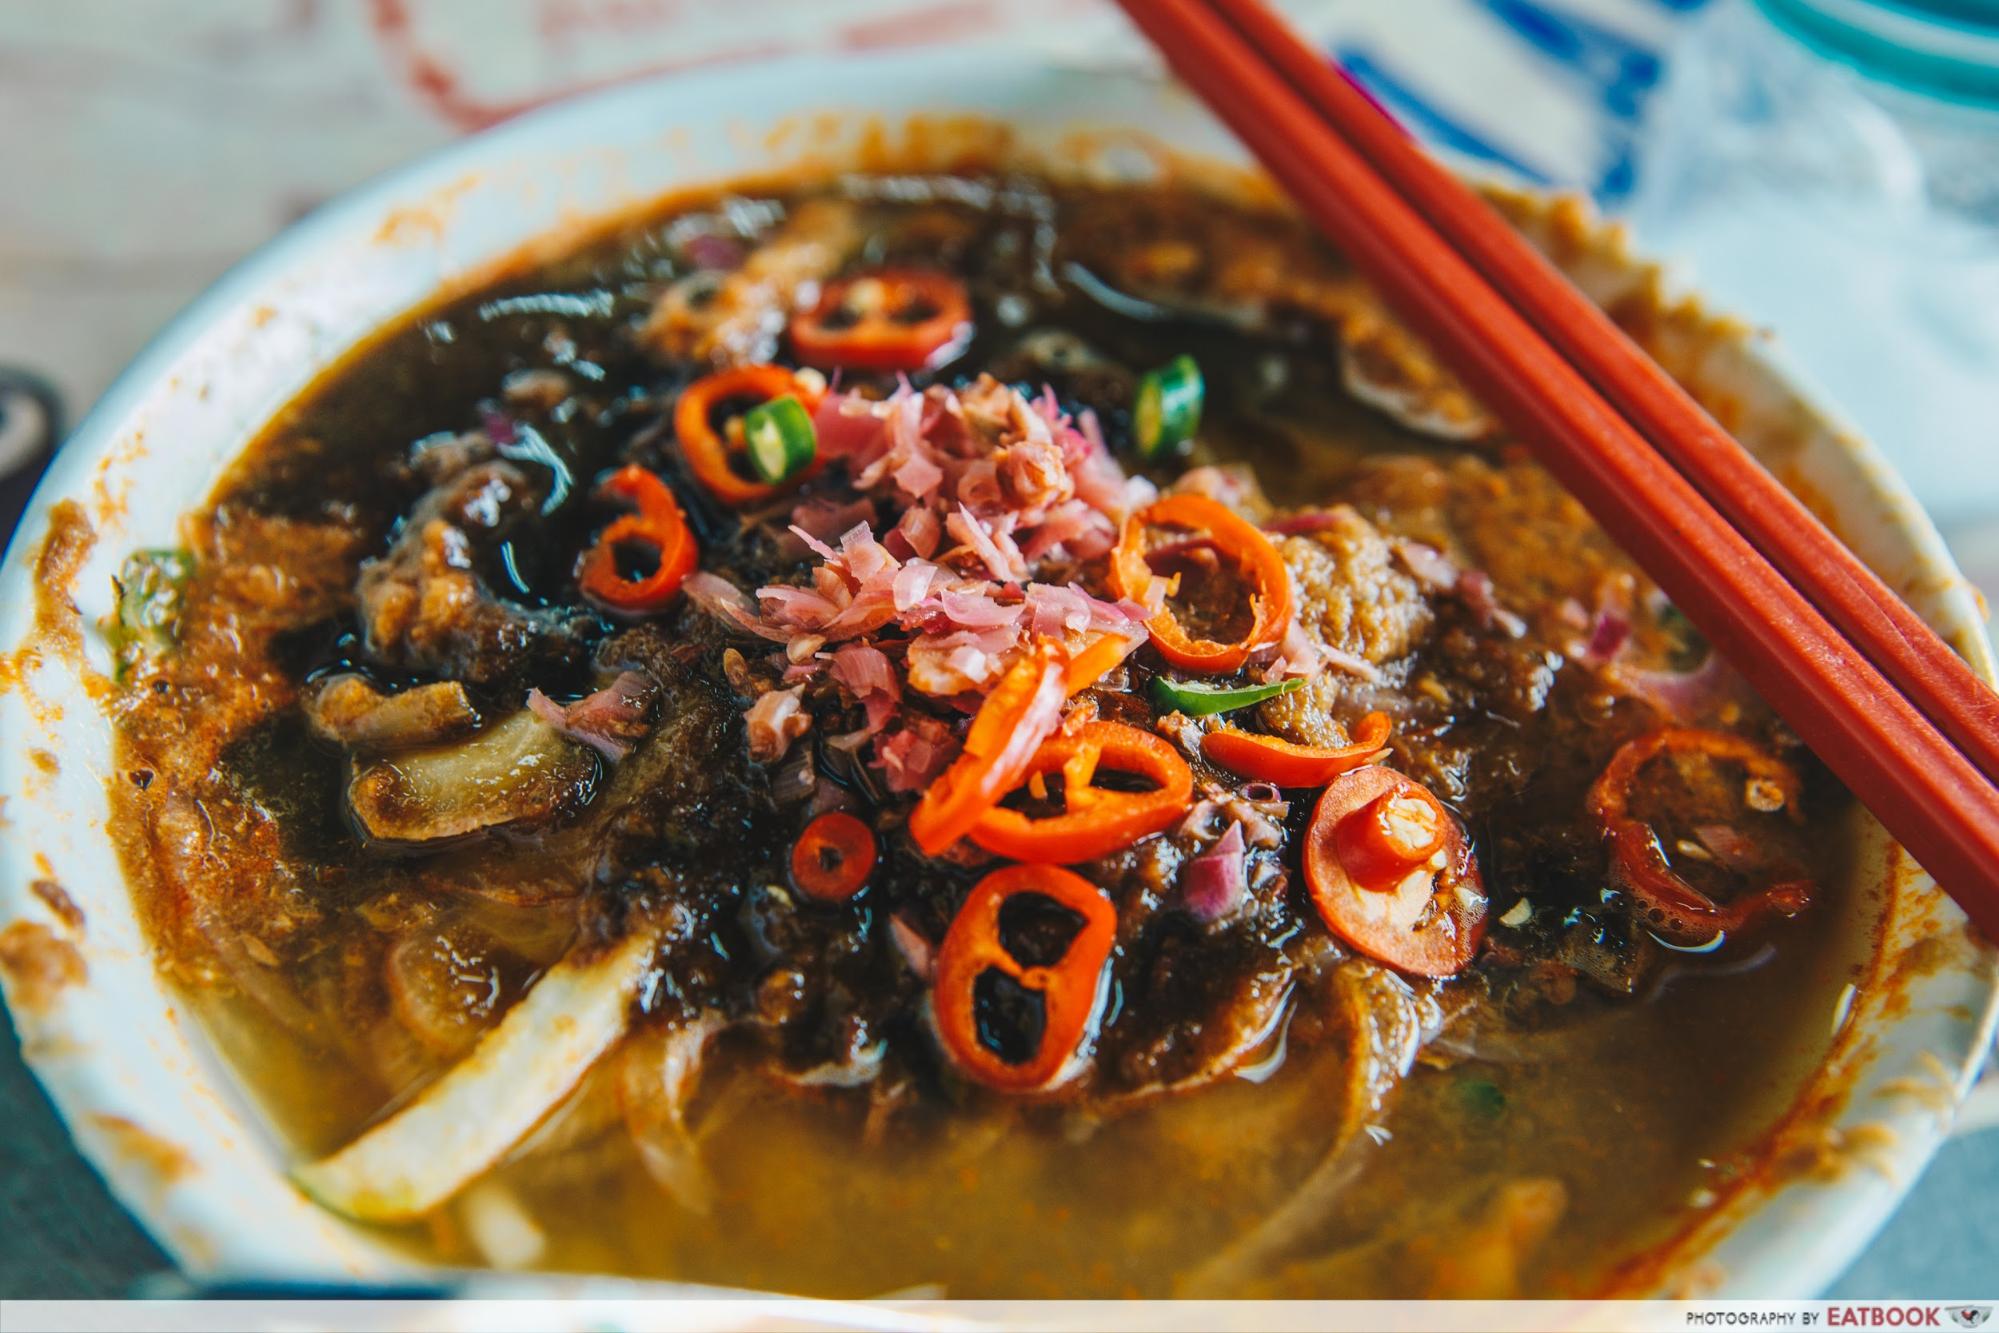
top-left (108, 173), bottom-right (1871, 1297)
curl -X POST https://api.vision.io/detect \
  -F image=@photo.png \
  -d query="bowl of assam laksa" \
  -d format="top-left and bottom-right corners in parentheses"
top-left (1, 50), bottom-right (1994, 1302)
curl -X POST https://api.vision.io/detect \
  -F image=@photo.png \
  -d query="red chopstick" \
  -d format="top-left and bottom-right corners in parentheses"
top-left (1206, 0), bottom-right (1999, 790)
top-left (1115, 0), bottom-right (1999, 939)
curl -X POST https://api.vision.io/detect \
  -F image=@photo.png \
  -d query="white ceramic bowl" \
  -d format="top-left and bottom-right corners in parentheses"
top-left (1, 49), bottom-right (1994, 1299)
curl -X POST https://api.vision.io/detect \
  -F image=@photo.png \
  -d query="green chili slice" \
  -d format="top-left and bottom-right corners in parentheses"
top-left (742, 394), bottom-right (817, 484)
top-left (107, 548), bottom-right (194, 681)
top-left (1132, 354), bottom-right (1204, 459)
top-left (1149, 675), bottom-right (1300, 717)
top-left (1457, 1076), bottom-right (1508, 1121)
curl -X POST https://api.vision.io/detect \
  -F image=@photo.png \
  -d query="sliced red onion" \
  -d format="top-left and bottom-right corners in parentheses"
top-left (789, 494), bottom-right (878, 544)
top-left (826, 642), bottom-right (899, 735)
top-left (1181, 822), bottom-right (1249, 924)
top-left (888, 915), bottom-right (936, 983)
top-left (1319, 641), bottom-right (1384, 683)
top-left (524, 671), bottom-right (657, 762)
top-left (934, 588), bottom-right (1028, 630)
top-left (947, 503), bottom-right (1027, 582)
top-left (1262, 511), bottom-right (1344, 536)
top-left (684, 572), bottom-right (792, 644)
top-left (681, 232), bottom-right (747, 271)
top-left (1391, 538), bottom-right (1459, 593)
top-left (1617, 652), bottom-right (1738, 722)
top-left (477, 408), bottom-right (519, 447)
top-left (1218, 792), bottom-right (1289, 849)
top-left (873, 715), bottom-right (959, 793)
top-left (1178, 798), bottom-right (1224, 840)
top-left (781, 659), bottom-right (825, 685)
top-left (896, 505), bottom-right (943, 559)
top-left (1579, 607), bottom-right (1632, 666)
top-left (1458, 569), bottom-right (1527, 638)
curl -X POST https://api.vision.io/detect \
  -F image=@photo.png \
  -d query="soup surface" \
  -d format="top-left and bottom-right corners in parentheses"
top-left (104, 168), bottom-right (1870, 1297)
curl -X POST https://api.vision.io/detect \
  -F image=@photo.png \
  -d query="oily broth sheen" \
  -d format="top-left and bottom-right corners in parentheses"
top-left (109, 172), bottom-right (1871, 1297)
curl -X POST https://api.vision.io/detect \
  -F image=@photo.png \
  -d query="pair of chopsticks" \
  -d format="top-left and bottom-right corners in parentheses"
top-left (1115, 0), bottom-right (1999, 939)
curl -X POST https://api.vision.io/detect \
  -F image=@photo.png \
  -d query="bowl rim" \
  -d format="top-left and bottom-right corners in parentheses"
top-left (1, 45), bottom-right (1994, 1301)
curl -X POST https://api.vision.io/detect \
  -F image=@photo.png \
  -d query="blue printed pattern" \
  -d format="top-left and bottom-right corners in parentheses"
top-left (1329, 0), bottom-right (1711, 203)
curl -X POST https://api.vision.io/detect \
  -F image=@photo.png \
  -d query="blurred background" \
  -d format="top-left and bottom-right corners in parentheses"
top-left (2, 0), bottom-right (1995, 1298)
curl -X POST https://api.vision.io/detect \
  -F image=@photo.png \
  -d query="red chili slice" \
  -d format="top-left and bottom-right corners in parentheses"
top-left (1108, 493), bottom-right (1292, 673)
top-left (674, 364), bottom-right (824, 507)
top-left (968, 721), bottom-right (1194, 863)
top-left (1586, 727), bottom-right (1815, 945)
top-left (932, 863), bottom-right (1117, 1094)
top-left (576, 465), bottom-right (698, 616)
top-left (1202, 712), bottom-right (1393, 787)
top-left (790, 812), bottom-right (877, 903)
top-left (907, 641), bottom-right (1069, 856)
top-left (1303, 765), bottom-right (1487, 977)
top-left (789, 269), bottom-right (972, 373)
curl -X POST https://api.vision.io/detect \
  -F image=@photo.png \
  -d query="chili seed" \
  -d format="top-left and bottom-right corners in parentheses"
top-left (1744, 777), bottom-right (1786, 813)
